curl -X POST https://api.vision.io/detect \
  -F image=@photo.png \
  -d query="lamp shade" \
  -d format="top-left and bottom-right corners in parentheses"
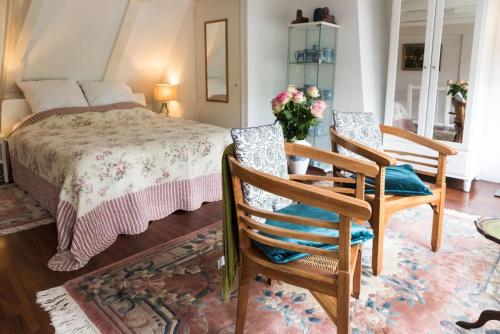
top-left (154, 84), bottom-right (178, 102)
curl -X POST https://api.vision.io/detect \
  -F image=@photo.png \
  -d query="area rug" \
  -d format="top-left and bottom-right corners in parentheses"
top-left (0, 183), bottom-right (54, 236)
top-left (37, 207), bottom-right (500, 334)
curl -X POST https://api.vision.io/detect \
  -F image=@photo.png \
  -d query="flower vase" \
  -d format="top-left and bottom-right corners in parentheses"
top-left (287, 139), bottom-right (311, 175)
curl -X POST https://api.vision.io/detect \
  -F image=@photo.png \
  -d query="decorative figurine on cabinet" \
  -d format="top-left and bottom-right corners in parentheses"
top-left (313, 7), bottom-right (337, 24)
top-left (291, 9), bottom-right (309, 24)
top-left (313, 8), bottom-right (323, 22)
top-left (321, 7), bottom-right (337, 24)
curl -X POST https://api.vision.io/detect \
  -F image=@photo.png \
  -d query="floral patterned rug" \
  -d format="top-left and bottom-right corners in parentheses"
top-left (37, 207), bottom-right (500, 334)
top-left (0, 184), bottom-right (54, 236)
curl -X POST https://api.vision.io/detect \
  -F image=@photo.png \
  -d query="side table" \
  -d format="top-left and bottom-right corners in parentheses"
top-left (456, 217), bottom-right (500, 329)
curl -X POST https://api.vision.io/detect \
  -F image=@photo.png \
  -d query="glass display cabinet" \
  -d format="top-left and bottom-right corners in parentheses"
top-left (287, 21), bottom-right (339, 155)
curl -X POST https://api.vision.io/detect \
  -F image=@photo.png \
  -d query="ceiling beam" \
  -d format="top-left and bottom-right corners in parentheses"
top-left (5, 0), bottom-right (81, 96)
top-left (1, 0), bottom-right (38, 99)
top-left (3, 0), bottom-right (51, 98)
top-left (103, 0), bottom-right (150, 80)
top-left (14, 0), bottom-right (45, 62)
top-left (18, 0), bottom-right (63, 64)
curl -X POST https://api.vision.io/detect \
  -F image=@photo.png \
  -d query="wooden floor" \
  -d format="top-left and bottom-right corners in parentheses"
top-left (0, 181), bottom-right (499, 333)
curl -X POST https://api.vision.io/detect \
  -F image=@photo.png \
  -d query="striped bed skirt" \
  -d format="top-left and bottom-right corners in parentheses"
top-left (11, 157), bottom-right (222, 271)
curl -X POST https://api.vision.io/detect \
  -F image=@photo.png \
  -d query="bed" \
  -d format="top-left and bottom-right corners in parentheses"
top-left (1, 94), bottom-right (231, 271)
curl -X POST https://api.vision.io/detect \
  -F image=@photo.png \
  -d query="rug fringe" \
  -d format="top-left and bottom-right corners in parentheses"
top-left (0, 218), bottom-right (55, 236)
top-left (36, 286), bottom-right (100, 334)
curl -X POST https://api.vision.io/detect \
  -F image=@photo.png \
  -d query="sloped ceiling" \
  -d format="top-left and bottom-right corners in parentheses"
top-left (3, 0), bottom-right (195, 104)
top-left (22, 0), bottom-right (127, 81)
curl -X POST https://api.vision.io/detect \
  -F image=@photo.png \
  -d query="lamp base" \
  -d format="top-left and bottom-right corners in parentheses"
top-left (160, 102), bottom-right (169, 116)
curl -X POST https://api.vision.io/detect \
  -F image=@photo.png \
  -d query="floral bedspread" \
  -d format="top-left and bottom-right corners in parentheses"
top-left (8, 103), bottom-right (231, 270)
top-left (9, 103), bottom-right (231, 218)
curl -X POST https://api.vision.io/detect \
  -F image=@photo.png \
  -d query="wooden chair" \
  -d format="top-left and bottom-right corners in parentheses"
top-left (450, 101), bottom-right (466, 143)
top-left (229, 143), bottom-right (378, 334)
top-left (330, 124), bottom-right (457, 276)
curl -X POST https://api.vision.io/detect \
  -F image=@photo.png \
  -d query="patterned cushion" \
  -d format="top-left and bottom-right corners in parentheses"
top-left (333, 111), bottom-right (383, 161)
top-left (231, 124), bottom-right (292, 215)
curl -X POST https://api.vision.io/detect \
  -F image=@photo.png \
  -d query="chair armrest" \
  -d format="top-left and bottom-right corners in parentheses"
top-left (229, 156), bottom-right (372, 221)
top-left (285, 142), bottom-right (379, 178)
top-left (330, 128), bottom-right (397, 167)
top-left (380, 125), bottom-right (458, 156)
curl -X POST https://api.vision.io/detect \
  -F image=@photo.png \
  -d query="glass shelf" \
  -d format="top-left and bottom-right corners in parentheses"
top-left (289, 21), bottom-right (340, 31)
top-left (288, 62), bottom-right (336, 65)
top-left (287, 21), bottom-right (338, 169)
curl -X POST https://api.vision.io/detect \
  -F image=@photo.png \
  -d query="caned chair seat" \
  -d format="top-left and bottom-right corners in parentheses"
top-left (241, 244), bottom-right (361, 298)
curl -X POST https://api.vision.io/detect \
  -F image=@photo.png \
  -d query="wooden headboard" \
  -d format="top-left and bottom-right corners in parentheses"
top-left (0, 93), bottom-right (146, 136)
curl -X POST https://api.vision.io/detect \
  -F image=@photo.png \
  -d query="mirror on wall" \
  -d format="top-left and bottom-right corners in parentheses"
top-left (205, 19), bottom-right (228, 103)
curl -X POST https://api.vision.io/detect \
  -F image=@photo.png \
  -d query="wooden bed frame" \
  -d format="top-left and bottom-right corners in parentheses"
top-left (0, 93), bottom-right (146, 136)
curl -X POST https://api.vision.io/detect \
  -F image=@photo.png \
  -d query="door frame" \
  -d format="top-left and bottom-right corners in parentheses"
top-left (384, 0), bottom-right (438, 136)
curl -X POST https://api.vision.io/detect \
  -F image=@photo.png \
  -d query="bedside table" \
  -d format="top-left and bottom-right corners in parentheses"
top-left (0, 133), bottom-right (9, 183)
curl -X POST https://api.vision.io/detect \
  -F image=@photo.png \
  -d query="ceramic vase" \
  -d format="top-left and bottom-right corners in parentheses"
top-left (287, 139), bottom-right (311, 175)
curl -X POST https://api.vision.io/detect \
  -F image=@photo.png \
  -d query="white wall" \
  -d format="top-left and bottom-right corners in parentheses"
top-left (245, 0), bottom-right (288, 127)
top-left (160, 0), bottom-right (197, 120)
top-left (21, 0), bottom-right (126, 82)
top-left (110, 0), bottom-right (194, 113)
top-left (477, 0), bottom-right (500, 182)
top-left (358, 0), bottom-right (390, 120)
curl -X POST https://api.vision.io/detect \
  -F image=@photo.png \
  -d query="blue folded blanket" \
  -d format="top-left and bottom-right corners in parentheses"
top-left (253, 203), bottom-right (374, 264)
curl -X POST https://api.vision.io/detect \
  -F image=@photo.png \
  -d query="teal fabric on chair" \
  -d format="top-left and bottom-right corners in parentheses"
top-left (253, 203), bottom-right (374, 264)
top-left (364, 164), bottom-right (432, 196)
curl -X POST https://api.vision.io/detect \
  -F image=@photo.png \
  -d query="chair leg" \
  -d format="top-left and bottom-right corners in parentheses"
top-left (371, 209), bottom-right (385, 276)
top-left (310, 291), bottom-right (339, 324)
top-left (431, 194), bottom-right (445, 251)
top-left (352, 247), bottom-right (362, 299)
top-left (235, 258), bottom-right (252, 334)
top-left (336, 271), bottom-right (351, 334)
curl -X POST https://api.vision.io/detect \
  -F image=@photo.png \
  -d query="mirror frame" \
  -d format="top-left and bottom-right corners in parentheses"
top-left (204, 18), bottom-right (229, 103)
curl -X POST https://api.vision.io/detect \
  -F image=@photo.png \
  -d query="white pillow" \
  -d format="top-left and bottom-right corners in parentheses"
top-left (78, 81), bottom-right (135, 106)
top-left (17, 80), bottom-right (89, 113)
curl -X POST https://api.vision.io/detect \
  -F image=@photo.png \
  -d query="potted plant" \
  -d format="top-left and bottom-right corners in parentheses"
top-left (271, 85), bottom-right (326, 174)
top-left (446, 80), bottom-right (468, 142)
top-left (446, 79), bottom-right (468, 104)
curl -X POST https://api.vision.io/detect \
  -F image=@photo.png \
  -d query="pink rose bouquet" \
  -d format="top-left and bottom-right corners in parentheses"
top-left (271, 85), bottom-right (326, 141)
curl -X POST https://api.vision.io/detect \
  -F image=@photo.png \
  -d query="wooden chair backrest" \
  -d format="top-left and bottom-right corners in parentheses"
top-left (330, 125), bottom-right (442, 183)
top-left (284, 142), bottom-right (378, 199)
top-left (228, 155), bottom-right (371, 271)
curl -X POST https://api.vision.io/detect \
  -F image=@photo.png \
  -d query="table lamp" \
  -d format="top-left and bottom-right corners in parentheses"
top-left (154, 84), bottom-right (178, 115)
